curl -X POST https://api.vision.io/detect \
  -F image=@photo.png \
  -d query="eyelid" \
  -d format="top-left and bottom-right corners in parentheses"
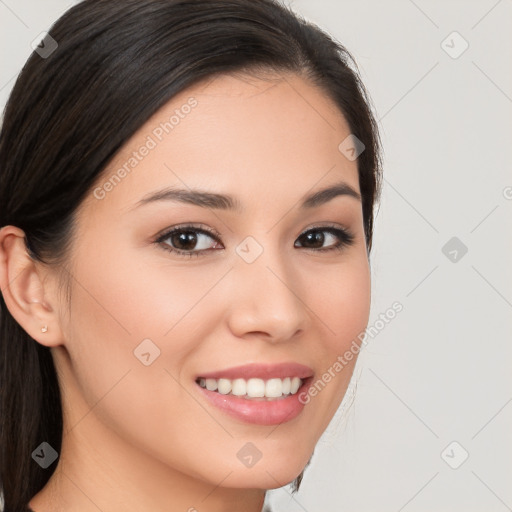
top-left (154, 222), bottom-right (349, 242)
top-left (299, 221), bottom-right (350, 235)
top-left (154, 223), bottom-right (221, 242)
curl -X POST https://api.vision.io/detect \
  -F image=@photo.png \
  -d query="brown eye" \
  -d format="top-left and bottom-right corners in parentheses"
top-left (155, 224), bottom-right (355, 259)
top-left (156, 225), bottom-right (222, 258)
top-left (294, 227), bottom-right (355, 252)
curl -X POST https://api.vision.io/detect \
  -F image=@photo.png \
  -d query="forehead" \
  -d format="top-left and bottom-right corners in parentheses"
top-left (81, 71), bottom-right (360, 220)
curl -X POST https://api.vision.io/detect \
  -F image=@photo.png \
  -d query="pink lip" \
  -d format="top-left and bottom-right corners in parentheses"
top-left (196, 362), bottom-right (314, 380)
top-left (195, 363), bottom-right (314, 426)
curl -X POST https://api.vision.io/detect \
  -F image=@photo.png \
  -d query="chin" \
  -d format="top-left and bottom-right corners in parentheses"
top-left (213, 445), bottom-right (314, 490)
top-left (221, 466), bottom-right (305, 490)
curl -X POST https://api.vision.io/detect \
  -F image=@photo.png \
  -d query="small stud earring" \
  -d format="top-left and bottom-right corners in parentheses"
top-left (41, 325), bottom-right (48, 333)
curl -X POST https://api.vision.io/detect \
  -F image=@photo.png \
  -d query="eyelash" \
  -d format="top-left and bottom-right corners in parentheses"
top-left (154, 223), bottom-right (355, 258)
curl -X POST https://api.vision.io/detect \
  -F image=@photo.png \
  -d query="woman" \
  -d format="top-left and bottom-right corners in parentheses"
top-left (0, 0), bottom-right (382, 510)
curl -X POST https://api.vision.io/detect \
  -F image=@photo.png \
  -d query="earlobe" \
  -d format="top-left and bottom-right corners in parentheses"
top-left (0, 225), bottom-right (64, 347)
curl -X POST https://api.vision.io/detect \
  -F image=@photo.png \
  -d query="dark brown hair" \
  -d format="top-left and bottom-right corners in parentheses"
top-left (0, 1), bottom-right (382, 510)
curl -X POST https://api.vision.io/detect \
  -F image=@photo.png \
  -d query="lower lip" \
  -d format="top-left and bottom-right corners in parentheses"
top-left (196, 378), bottom-right (312, 426)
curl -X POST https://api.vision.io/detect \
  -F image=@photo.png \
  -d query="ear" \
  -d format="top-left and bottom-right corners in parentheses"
top-left (0, 225), bottom-right (65, 347)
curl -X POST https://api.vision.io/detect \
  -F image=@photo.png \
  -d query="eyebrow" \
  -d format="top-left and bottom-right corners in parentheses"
top-left (132, 181), bottom-right (361, 213)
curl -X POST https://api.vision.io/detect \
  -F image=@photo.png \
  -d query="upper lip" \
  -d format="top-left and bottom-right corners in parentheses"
top-left (197, 362), bottom-right (314, 380)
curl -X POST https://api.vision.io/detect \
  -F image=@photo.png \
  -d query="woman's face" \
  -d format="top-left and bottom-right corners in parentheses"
top-left (53, 71), bottom-right (371, 492)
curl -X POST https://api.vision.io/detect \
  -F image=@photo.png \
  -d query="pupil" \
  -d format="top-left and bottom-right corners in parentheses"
top-left (305, 231), bottom-right (324, 248)
top-left (173, 231), bottom-right (197, 250)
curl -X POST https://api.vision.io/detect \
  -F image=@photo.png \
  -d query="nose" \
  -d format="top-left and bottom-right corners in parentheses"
top-left (226, 243), bottom-right (308, 343)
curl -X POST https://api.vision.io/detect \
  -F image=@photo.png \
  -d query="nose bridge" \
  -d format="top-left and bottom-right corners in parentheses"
top-left (228, 234), bottom-right (307, 340)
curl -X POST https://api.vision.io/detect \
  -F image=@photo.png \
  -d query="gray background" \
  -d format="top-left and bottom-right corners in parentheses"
top-left (1, 1), bottom-right (511, 511)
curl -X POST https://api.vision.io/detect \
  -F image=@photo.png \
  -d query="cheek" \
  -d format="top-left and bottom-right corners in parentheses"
top-left (60, 250), bottom-right (223, 479)
top-left (298, 251), bottom-right (371, 427)
top-left (60, 236), bottom-right (231, 436)
top-left (304, 249), bottom-right (371, 353)
top-left (66, 232), bottom-right (224, 353)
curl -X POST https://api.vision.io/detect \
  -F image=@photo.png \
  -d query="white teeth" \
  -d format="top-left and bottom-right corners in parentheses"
top-left (197, 376), bottom-right (305, 398)
top-left (205, 378), bottom-right (217, 391)
top-left (247, 378), bottom-right (265, 397)
top-left (217, 378), bottom-right (232, 395)
top-left (290, 377), bottom-right (301, 394)
top-left (231, 378), bottom-right (247, 396)
top-left (265, 378), bottom-right (283, 398)
top-left (282, 377), bottom-right (291, 395)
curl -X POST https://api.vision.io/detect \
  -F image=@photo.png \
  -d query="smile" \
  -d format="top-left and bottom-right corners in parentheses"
top-left (195, 363), bottom-right (314, 425)
top-left (196, 376), bottom-right (303, 399)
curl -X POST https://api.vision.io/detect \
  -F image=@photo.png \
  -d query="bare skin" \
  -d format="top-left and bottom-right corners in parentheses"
top-left (0, 70), bottom-right (371, 512)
